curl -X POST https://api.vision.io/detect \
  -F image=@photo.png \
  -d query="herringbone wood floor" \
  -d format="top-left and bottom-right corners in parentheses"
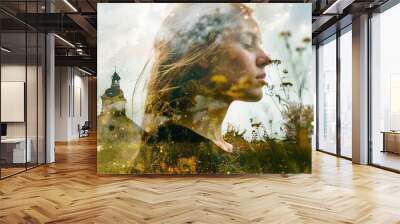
top-left (1, 135), bottom-right (400, 224)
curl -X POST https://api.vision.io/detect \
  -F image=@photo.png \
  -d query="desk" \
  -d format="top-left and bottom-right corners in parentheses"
top-left (1, 138), bottom-right (31, 163)
top-left (381, 131), bottom-right (400, 154)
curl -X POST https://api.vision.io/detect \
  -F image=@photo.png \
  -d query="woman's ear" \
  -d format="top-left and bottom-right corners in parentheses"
top-left (198, 56), bottom-right (209, 69)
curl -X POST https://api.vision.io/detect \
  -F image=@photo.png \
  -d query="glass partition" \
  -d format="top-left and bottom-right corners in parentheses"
top-left (1, 31), bottom-right (28, 177)
top-left (0, 1), bottom-right (46, 179)
top-left (339, 28), bottom-right (352, 158)
top-left (312, 45), bottom-right (317, 150)
top-left (371, 3), bottom-right (400, 171)
top-left (317, 36), bottom-right (337, 154)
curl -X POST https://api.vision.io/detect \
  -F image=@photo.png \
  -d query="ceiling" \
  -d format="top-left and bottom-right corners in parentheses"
top-left (0, 0), bottom-right (393, 75)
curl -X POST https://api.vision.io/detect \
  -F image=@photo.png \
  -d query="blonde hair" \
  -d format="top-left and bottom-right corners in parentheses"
top-left (143, 3), bottom-right (253, 131)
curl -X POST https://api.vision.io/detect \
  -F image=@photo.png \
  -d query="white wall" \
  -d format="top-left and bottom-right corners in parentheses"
top-left (55, 67), bottom-right (89, 141)
top-left (55, 67), bottom-right (69, 141)
top-left (72, 73), bottom-right (89, 138)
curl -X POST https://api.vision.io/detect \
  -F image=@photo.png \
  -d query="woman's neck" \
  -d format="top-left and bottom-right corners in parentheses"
top-left (175, 96), bottom-right (233, 152)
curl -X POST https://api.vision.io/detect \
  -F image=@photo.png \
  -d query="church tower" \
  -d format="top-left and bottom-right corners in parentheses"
top-left (101, 71), bottom-right (127, 115)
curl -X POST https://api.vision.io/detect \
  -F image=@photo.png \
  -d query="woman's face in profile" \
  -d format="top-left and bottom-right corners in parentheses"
top-left (206, 15), bottom-right (270, 102)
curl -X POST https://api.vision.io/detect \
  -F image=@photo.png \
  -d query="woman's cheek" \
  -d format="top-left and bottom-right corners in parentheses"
top-left (240, 51), bottom-right (257, 73)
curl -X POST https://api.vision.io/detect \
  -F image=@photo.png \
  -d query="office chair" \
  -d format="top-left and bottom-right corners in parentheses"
top-left (79, 121), bottom-right (90, 138)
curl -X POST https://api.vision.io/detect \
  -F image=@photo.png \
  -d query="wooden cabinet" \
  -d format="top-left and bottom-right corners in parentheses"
top-left (382, 132), bottom-right (400, 154)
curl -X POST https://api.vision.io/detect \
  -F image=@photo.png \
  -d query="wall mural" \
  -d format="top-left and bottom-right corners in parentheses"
top-left (97, 3), bottom-right (312, 174)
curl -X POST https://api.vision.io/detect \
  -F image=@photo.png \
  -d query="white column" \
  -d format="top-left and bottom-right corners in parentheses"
top-left (55, 67), bottom-right (73, 141)
top-left (46, 32), bottom-right (55, 163)
top-left (352, 14), bottom-right (369, 164)
top-left (45, 0), bottom-right (56, 163)
top-left (46, 33), bottom-right (55, 163)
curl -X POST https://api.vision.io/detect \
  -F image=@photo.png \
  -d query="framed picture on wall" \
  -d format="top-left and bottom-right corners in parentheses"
top-left (1, 81), bottom-right (25, 123)
top-left (97, 3), bottom-right (313, 175)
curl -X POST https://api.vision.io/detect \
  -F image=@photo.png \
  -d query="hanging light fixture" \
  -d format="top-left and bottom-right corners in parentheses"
top-left (63, 0), bottom-right (78, 12)
top-left (1, 47), bottom-right (11, 53)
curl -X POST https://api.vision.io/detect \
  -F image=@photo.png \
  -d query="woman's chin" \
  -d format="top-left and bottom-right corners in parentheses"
top-left (236, 88), bottom-right (263, 102)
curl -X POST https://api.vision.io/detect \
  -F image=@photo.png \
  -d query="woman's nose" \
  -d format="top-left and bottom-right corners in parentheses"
top-left (256, 50), bottom-right (271, 68)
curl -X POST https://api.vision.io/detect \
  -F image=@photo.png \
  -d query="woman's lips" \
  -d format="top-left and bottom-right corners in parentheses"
top-left (256, 73), bottom-right (266, 80)
top-left (255, 73), bottom-right (267, 85)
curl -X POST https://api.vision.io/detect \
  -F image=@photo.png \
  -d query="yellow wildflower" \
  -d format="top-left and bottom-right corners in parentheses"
top-left (210, 74), bottom-right (228, 84)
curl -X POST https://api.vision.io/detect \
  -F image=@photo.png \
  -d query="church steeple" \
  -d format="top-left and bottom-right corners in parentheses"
top-left (101, 69), bottom-right (126, 114)
top-left (111, 70), bottom-right (120, 87)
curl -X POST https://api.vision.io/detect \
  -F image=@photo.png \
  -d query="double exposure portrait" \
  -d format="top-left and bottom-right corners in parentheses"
top-left (97, 3), bottom-right (313, 174)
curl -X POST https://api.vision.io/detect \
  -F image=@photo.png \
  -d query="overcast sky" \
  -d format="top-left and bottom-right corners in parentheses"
top-left (98, 3), bottom-right (311, 138)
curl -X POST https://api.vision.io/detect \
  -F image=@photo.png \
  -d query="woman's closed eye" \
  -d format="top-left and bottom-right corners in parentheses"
top-left (238, 32), bottom-right (259, 49)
